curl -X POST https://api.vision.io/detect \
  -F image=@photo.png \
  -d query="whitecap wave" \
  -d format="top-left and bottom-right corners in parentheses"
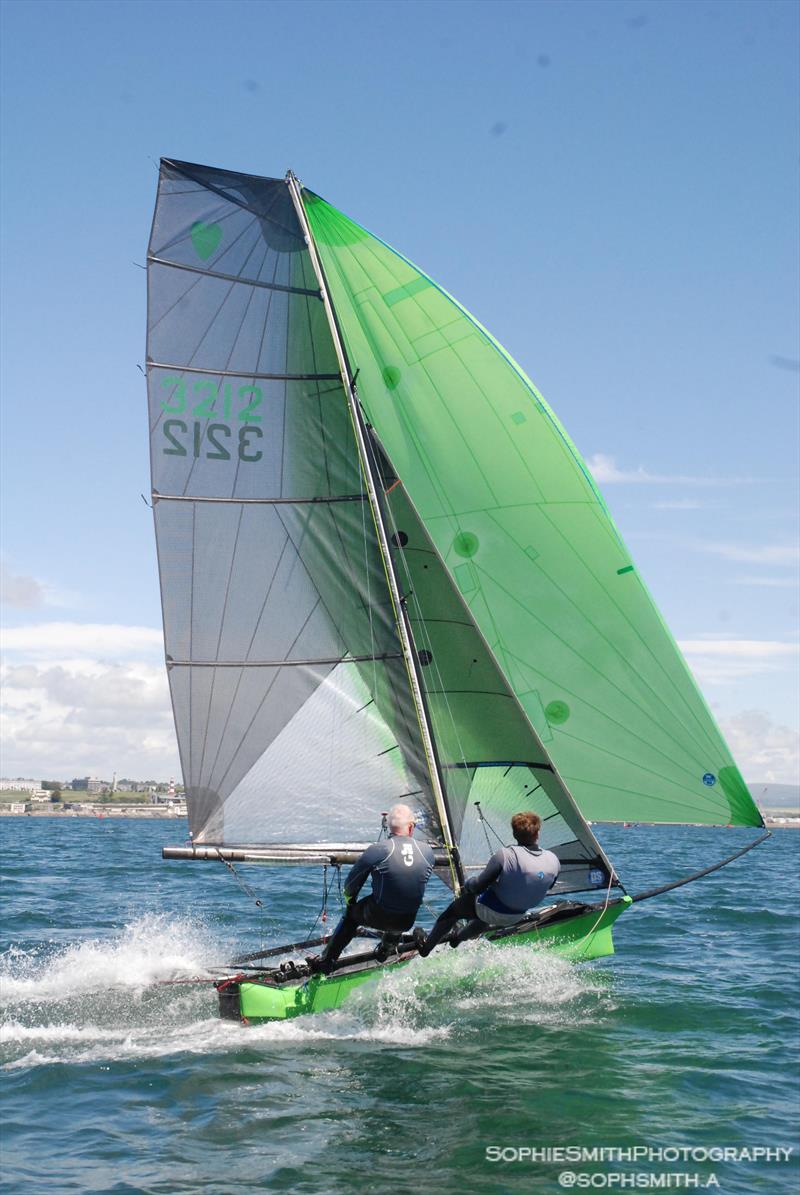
top-left (0, 914), bottom-right (221, 1002)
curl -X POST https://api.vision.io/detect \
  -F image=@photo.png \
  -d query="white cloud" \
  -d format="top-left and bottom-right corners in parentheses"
top-left (702, 542), bottom-right (799, 567)
top-left (720, 710), bottom-right (799, 786)
top-left (0, 565), bottom-right (45, 609)
top-left (629, 534), bottom-right (800, 572)
top-left (678, 637), bottom-right (799, 684)
top-left (678, 639), bottom-right (799, 658)
top-left (2, 622), bottom-right (164, 658)
top-left (3, 621), bottom-right (797, 790)
top-left (1, 659), bottom-right (178, 781)
top-left (0, 565), bottom-right (81, 612)
top-left (735, 575), bottom-right (799, 589)
top-left (651, 499), bottom-right (710, 510)
top-left (587, 453), bottom-right (750, 486)
top-left (0, 622), bottom-right (176, 780)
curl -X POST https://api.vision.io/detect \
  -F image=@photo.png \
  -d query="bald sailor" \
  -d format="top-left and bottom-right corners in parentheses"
top-left (309, 803), bottom-right (435, 973)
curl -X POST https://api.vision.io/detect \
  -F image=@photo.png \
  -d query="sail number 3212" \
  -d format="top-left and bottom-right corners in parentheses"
top-left (159, 377), bottom-right (263, 462)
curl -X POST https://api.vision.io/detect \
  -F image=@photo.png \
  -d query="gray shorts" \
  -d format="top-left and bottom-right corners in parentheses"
top-left (474, 901), bottom-right (524, 929)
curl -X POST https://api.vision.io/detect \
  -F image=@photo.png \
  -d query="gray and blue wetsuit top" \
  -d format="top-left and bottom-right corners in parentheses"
top-left (345, 835), bottom-right (435, 916)
top-left (466, 844), bottom-right (561, 917)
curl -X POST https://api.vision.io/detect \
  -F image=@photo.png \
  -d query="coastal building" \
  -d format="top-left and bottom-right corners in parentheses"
top-left (71, 777), bottom-right (108, 794)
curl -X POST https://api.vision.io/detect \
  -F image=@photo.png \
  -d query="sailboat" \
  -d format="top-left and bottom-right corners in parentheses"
top-left (146, 160), bottom-right (766, 1024)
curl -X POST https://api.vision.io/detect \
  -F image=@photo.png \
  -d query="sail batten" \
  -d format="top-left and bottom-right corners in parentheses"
top-left (167, 653), bottom-right (404, 667)
top-left (154, 493), bottom-right (368, 505)
top-left (442, 761), bottom-right (555, 771)
top-left (146, 362), bottom-right (338, 380)
top-left (147, 256), bottom-right (322, 297)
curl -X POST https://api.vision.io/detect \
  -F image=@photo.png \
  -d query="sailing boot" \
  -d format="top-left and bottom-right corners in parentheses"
top-left (450, 919), bottom-right (484, 948)
top-left (411, 927), bottom-right (428, 955)
top-left (373, 933), bottom-right (401, 962)
top-left (306, 954), bottom-right (333, 976)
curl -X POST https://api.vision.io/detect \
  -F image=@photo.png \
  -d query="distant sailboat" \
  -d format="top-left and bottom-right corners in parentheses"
top-left (147, 160), bottom-right (766, 1023)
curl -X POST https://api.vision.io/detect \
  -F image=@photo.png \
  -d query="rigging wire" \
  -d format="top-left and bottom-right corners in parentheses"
top-left (569, 870), bottom-right (615, 957)
top-left (215, 849), bottom-right (263, 906)
top-left (304, 864), bottom-right (336, 944)
top-left (215, 849), bottom-right (265, 955)
top-left (567, 828), bottom-right (772, 956)
top-left (474, 800), bottom-right (506, 854)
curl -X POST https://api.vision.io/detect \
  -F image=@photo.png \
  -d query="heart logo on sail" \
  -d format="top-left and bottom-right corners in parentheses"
top-left (191, 221), bottom-right (222, 260)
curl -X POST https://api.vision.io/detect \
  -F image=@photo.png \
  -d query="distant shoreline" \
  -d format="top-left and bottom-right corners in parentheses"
top-left (0, 806), bottom-right (187, 820)
top-left (0, 809), bottom-right (796, 829)
top-left (762, 816), bottom-right (800, 829)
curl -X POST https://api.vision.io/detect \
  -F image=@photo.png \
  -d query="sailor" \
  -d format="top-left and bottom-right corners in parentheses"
top-left (417, 811), bottom-right (560, 955)
top-left (308, 803), bottom-right (435, 974)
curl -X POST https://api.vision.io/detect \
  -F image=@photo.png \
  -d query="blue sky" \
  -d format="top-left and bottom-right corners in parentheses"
top-left (1, 0), bottom-right (797, 784)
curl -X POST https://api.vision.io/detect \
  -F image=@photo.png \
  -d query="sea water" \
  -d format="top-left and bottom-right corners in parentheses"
top-left (1, 819), bottom-right (798, 1194)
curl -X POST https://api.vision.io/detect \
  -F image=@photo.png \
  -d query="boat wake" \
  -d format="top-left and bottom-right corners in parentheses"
top-left (1, 919), bottom-right (612, 1070)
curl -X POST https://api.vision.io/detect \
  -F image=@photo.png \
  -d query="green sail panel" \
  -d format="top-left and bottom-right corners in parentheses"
top-left (304, 191), bottom-right (763, 830)
top-left (371, 446), bottom-right (618, 891)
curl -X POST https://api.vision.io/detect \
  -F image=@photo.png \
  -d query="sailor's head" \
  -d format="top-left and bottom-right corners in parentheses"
top-left (388, 803), bottom-right (416, 837)
top-left (511, 811), bottom-right (541, 847)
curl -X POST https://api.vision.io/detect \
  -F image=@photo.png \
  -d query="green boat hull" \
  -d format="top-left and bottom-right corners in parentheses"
top-left (228, 896), bottom-right (632, 1025)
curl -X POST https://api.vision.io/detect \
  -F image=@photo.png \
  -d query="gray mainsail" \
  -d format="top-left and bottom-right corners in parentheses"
top-left (147, 160), bottom-right (438, 846)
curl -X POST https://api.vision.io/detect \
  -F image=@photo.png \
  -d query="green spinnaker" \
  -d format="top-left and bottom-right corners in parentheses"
top-left (303, 191), bottom-right (762, 829)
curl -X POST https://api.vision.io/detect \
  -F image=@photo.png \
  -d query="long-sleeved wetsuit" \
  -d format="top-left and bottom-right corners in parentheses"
top-left (419, 844), bottom-right (561, 954)
top-left (320, 835), bottom-right (435, 966)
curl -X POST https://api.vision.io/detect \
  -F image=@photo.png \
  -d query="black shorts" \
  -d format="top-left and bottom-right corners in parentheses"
top-left (349, 896), bottom-right (414, 935)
